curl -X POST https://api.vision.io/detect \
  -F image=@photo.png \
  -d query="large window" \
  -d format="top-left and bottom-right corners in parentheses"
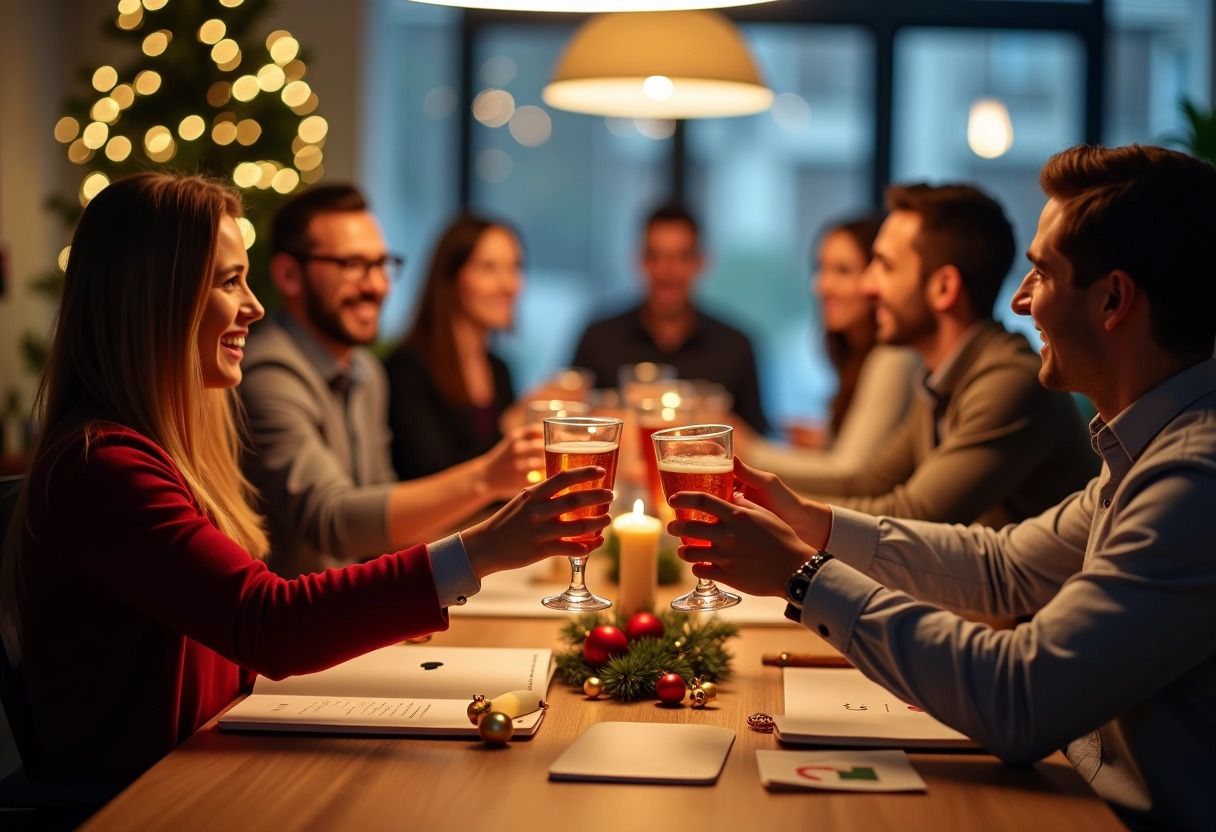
top-left (685, 25), bottom-right (876, 423)
top-left (468, 23), bottom-right (671, 390)
top-left (363, 0), bottom-right (1212, 428)
top-left (891, 28), bottom-right (1086, 339)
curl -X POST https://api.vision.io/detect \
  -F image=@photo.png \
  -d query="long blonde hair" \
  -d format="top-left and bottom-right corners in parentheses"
top-left (1, 172), bottom-right (268, 650)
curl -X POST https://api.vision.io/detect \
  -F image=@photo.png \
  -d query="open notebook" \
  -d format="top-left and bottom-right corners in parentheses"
top-left (775, 668), bottom-right (978, 750)
top-left (219, 645), bottom-right (553, 738)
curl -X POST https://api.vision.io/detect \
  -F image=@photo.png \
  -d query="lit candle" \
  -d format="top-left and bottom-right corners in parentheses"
top-left (613, 498), bottom-right (662, 615)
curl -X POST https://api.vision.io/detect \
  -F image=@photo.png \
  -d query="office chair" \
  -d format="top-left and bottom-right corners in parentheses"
top-left (0, 474), bottom-right (122, 831)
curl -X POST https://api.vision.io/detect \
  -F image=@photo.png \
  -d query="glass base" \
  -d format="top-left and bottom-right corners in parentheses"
top-left (542, 589), bottom-right (612, 612)
top-left (670, 585), bottom-right (741, 611)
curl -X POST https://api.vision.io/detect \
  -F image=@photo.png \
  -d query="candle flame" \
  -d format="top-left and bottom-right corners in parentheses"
top-left (633, 498), bottom-right (644, 516)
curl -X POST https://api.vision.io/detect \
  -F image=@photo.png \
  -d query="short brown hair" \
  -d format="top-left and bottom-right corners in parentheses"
top-left (1039, 143), bottom-right (1216, 358)
top-left (644, 203), bottom-right (700, 246)
top-left (885, 183), bottom-right (1015, 317)
top-left (271, 183), bottom-right (368, 255)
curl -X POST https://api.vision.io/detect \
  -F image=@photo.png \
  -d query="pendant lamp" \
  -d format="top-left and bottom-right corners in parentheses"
top-left (409, 1), bottom-right (778, 11)
top-left (542, 10), bottom-right (773, 119)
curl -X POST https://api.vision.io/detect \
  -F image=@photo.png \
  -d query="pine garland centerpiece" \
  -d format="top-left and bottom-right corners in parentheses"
top-left (556, 610), bottom-right (739, 702)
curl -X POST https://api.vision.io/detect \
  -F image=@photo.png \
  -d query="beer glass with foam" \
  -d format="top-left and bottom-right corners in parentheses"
top-left (541, 416), bottom-right (622, 611)
top-left (651, 424), bottom-right (741, 611)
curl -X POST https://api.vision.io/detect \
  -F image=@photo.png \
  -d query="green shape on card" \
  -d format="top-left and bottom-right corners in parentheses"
top-left (838, 767), bottom-right (879, 781)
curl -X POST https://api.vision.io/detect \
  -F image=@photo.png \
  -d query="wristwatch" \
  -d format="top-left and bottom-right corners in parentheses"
top-left (783, 553), bottom-right (834, 623)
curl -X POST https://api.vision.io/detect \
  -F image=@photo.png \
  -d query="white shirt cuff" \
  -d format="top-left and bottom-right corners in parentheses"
top-left (428, 533), bottom-right (481, 608)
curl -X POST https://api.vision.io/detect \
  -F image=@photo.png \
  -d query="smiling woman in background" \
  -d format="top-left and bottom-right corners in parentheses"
top-left (0, 173), bottom-right (610, 787)
top-left (743, 215), bottom-right (919, 479)
top-left (384, 215), bottom-right (525, 481)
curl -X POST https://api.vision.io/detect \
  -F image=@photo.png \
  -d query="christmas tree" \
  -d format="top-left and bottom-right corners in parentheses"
top-left (24, 0), bottom-right (325, 374)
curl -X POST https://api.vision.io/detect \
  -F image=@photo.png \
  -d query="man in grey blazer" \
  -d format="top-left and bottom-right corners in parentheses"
top-left (778, 183), bottom-right (1096, 527)
top-left (240, 185), bottom-right (538, 577)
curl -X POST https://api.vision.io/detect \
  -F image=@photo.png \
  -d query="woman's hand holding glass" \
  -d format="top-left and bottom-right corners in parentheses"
top-left (462, 466), bottom-right (613, 579)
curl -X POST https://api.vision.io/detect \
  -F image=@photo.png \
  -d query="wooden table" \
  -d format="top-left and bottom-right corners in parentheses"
top-left (78, 617), bottom-right (1123, 832)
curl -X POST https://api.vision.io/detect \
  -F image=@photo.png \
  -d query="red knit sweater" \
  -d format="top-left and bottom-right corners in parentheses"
top-left (16, 425), bottom-right (448, 783)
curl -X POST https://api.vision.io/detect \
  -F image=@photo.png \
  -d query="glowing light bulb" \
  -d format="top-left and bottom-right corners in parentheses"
top-left (54, 117), bottom-right (80, 143)
top-left (642, 75), bottom-right (674, 101)
top-left (179, 115), bottom-right (205, 141)
top-left (198, 19), bottom-right (226, 45)
top-left (967, 98), bottom-right (1014, 159)
top-left (92, 66), bottom-right (118, 92)
top-left (105, 135), bottom-right (132, 161)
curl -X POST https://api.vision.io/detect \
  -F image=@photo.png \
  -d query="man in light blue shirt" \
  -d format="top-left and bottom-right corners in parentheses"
top-left (668, 144), bottom-right (1216, 831)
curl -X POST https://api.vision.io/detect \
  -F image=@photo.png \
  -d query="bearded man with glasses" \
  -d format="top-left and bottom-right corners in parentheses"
top-left (240, 185), bottom-right (542, 579)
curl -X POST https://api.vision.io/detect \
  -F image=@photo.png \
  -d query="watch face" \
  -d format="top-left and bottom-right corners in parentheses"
top-left (785, 572), bottom-right (810, 606)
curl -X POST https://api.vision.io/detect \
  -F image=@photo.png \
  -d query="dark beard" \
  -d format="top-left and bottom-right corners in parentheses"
top-left (302, 281), bottom-right (376, 347)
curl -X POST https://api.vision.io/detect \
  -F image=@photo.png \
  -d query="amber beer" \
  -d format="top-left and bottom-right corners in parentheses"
top-left (545, 440), bottom-right (619, 542)
top-left (658, 455), bottom-right (733, 547)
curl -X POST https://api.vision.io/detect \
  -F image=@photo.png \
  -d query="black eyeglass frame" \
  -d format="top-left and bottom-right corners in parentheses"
top-left (290, 252), bottom-right (407, 281)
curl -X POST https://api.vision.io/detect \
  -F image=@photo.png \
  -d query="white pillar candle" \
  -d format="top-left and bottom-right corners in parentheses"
top-left (613, 498), bottom-right (662, 615)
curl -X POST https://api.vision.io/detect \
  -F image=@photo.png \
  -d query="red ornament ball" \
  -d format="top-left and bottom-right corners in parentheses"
top-left (625, 611), bottom-right (665, 641)
top-left (655, 672), bottom-right (687, 705)
top-left (583, 625), bottom-right (629, 666)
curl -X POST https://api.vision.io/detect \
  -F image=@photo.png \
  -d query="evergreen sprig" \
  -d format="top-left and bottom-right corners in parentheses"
top-left (556, 611), bottom-right (739, 702)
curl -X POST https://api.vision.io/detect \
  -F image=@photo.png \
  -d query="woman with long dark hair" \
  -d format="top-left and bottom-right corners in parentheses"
top-left (384, 215), bottom-right (524, 480)
top-left (745, 216), bottom-right (918, 481)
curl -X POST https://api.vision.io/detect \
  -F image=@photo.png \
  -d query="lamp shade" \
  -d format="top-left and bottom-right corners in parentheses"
top-left (542, 11), bottom-right (773, 119)
top-left (410, 1), bottom-right (778, 11)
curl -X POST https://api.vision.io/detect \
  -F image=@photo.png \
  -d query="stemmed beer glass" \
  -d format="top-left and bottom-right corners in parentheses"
top-left (651, 424), bottom-right (741, 611)
top-left (541, 416), bottom-right (622, 611)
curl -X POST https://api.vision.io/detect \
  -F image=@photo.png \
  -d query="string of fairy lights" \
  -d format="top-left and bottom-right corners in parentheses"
top-left (50, 0), bottom-right (326, 256)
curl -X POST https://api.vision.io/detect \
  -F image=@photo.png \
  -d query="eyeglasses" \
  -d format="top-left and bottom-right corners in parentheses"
top-left (292, 252), bottom-right (406, 282)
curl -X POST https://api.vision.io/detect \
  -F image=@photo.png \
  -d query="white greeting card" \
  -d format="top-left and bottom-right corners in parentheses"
top-left (756, 749), bottom-right (927, 792)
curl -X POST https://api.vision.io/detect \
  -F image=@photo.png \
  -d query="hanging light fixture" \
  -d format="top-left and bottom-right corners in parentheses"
top-left (967, 97), bottom-right (1014, 159)
top-left (409, 1), bottom-right (778, 11)
top-left (542, 10), bottom-right (772, 119)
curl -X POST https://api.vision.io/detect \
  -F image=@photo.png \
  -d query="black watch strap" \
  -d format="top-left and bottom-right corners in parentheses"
top-left (783, 553), bottom-right (834, 623)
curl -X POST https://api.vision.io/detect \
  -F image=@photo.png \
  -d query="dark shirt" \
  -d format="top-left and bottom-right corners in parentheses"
top-left (572, 305), bottom-right (769, 434)
top-left (382, 343), bottom-right (514, 479)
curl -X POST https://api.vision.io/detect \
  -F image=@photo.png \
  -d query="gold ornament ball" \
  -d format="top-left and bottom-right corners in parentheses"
top-left (583, 676), bottom-right (605, 698)
top-left (697, 680), bottom-right (719, 701)
top-left (478, 711), bottom-right (514, 743)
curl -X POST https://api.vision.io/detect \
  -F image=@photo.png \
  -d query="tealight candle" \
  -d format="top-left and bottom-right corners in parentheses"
top-left (613, 498), bottom-right (662, 615)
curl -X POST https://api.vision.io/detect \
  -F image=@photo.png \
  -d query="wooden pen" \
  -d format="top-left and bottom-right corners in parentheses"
top-left (761, 652), bottom-right (852, 668)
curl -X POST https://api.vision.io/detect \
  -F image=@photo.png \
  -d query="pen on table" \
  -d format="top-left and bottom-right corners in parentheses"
top-left (761, 652), bottom-right (852, 668)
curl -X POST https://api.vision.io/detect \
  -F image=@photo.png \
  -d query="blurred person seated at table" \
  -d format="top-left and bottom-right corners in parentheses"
top-left (571, 203), bottom-right (770, 434)
top-left (239, 185), bottom-right (541, 577)
top-left (383, 214), bottom-right (525, 481)
top-left (0, 171), bottom-right (612, 786)
top-left (762, 182), bottom-right (1095, 527)
top-left (743, 214), bottom-right (920, 480)
top-left (669, 144), bottom-right (1216, 832)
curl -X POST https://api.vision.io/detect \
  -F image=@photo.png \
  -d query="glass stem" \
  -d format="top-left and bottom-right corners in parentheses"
top-left (567, 555), bottom-right (589, 596)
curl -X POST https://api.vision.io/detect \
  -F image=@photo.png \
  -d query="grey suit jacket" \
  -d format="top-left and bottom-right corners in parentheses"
top-left (239, 311), bottom-right (397, 577)
top-left (788, 320), bottom-right (1098, 527)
